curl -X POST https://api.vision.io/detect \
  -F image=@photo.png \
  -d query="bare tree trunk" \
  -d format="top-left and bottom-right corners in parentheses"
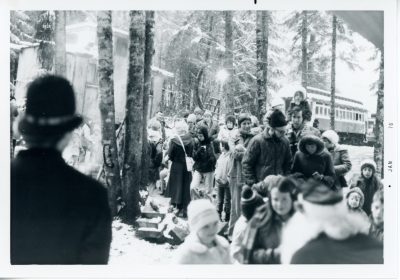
top-left (256, 11), bottom-right (269, 119)
top-left (374, 50), bottom-right (384, 178)
top-left (193, 13), bottom-right (214, 110)
top-left (54, 11), bottom-right (66, 76)
top-left (122, 11), bottom-right (145, 222)
top-left (301, 11), bottom-right (308, 88)
top-left (141, 11), bottom-right (155, 188)
top-left (97, 11), bottom-right (122, 216)
top-left (222, 11), bottom-right (235, 115)
top-left (330, 15), bottom-right (337, 130)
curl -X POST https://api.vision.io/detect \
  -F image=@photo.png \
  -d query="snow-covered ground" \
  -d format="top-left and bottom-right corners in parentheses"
top-left (109, 219), bottom-right (176, 265)
top-left (109, 144), bottom-right (375, 265)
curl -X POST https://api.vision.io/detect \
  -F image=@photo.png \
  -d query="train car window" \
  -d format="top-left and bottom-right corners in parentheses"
top-left (355, 113), bottom-right (359, 121)
top-left (324, 108), bottom-right (327, 116)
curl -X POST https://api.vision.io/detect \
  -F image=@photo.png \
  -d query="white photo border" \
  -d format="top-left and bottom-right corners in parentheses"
top-left (0, 0), bottom-right (398, 278)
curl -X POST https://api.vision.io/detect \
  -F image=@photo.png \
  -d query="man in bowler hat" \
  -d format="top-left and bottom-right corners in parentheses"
top-left (11, 75), bottom-right (112, 264)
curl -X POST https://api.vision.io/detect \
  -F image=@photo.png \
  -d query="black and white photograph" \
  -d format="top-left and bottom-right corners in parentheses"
top-left (1, 0), bottom-right (398, 279)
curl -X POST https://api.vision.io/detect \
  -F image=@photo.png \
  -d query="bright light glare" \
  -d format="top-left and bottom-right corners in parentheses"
top-left (216, 69), bottom-right (229, 83)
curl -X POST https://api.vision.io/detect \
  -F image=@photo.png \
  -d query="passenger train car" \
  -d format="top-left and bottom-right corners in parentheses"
top-left (282, 86), bottom-right (370, 145)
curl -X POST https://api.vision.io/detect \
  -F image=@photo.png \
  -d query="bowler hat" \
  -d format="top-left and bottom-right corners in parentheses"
top-left (18, 75), bottom-right (83, 136)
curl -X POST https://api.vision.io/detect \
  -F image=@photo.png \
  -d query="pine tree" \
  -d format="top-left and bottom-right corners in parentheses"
top-left (54, 11), bottom-right (66, 76)
top-left (222, 11), bottom-right (235, 115)
top-left (122, 11), bottom-right (145, 222)
top-left (97, 10), bottom-right (122, 216)
top-left (256, 11), bottom-right (269, 119)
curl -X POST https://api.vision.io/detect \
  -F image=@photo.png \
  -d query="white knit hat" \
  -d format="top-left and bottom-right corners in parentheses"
top-left (187, 199), bottom-right (219, 233)
top-left (322, 130), bottom-right (340, 145)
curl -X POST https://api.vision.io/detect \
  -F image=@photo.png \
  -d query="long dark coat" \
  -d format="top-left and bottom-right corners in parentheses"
top-left (165, 134), bottom-right (194, 208)
top-left (11, 148), bottom-right (112, 264)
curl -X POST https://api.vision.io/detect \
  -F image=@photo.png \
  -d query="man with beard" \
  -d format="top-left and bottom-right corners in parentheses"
top-left (280, 179), bottom-right (383, 264)
top-left (242, 109), bottom-right (292, 186)
top-left (286, 106), bottom-right (321, 158)
top-left (227, 113), bottom-right (254, 239)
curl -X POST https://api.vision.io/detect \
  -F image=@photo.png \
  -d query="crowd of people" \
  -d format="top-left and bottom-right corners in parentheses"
top-left (146, 86), bottom-right (384, 264)
top-left (10, 75), bottom-right (384, 265)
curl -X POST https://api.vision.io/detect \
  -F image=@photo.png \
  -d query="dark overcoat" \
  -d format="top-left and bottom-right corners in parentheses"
top-left (11, 148), bottom-right (112, 264)
top-left (165, 134), bottom-right (194, 207)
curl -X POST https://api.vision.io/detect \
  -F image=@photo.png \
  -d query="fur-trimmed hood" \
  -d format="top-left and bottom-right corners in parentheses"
top-left (298, 134), bottom-right (325, 155)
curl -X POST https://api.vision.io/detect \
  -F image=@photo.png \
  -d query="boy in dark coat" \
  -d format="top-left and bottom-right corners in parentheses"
top-left (11, 75), bottom-right (112, 264)
top-left (291, 134), bottom-right (335, 188)
top-left (351, 159), bottom-right (383, 216)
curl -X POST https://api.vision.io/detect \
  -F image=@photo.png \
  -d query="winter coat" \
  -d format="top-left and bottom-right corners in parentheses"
top-left (287, 100), bottom-right (312, 121)
top-left (286, 123), bottom-right (321, 158)
top-left (165, 134), bottom-right (194, 207)
top-left (291, 233), bottom-right (383, 264)
top-left (352, 175), bottom-right (383, 216)
top-left (327, 145), bottom-right (352, 189)
top-left (291, 135), bottom-right (335, 188)
top-left (193, 142), bottom-right (217, 173)
top-left (11, 148), bottom-right (112, 264)
top-left (215, 151), bottom-right (233, 186)
top-left (243, 203), bottom-right (293, 264)
top-left (242, 129), bottom-right (292, 186)
top-left (175, 233), bottom-right (232, 264)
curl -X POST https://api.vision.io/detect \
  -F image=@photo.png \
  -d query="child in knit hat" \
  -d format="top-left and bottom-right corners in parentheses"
top-left (345, 187), bottom-right (368, 221)
top-left (369, 189), bottom-right (384, 242)
top-left (175, 199), bottom-right (232, 264)
top-left (230, 185), bottom-right (265, 263)
top-left (351, 159), bottom-right (383, 216)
